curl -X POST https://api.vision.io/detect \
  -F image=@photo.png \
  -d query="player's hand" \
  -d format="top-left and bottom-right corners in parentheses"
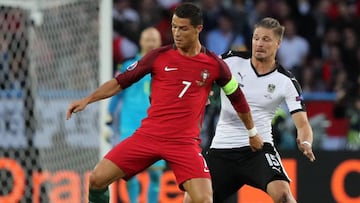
top-left (206, 98), bottom-right (211, 105)
top-left (297, 138), bottom-right (316, 162)
top-left (249, 135), bottom-right (263, 152)
top-left (66, 99), bottom-right (88, 120)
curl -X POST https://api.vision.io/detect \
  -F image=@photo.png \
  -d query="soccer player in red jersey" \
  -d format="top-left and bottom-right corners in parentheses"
top-left (66, 3), bottom-right (263, 203)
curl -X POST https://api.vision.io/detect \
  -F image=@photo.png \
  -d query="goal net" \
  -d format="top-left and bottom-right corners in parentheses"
top-left (0, 0), bottom-right (104, 202)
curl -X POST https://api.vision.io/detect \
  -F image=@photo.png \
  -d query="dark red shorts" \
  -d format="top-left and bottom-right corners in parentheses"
top-left (105, 132), bottom-right (211, 190)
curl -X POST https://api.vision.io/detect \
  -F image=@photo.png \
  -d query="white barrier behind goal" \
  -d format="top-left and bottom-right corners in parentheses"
top-left (0, 0), bottom-right (112, 202)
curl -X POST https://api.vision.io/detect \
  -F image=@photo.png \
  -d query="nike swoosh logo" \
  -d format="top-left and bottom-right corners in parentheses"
top-left (164, 66), bottom-right (178, 71)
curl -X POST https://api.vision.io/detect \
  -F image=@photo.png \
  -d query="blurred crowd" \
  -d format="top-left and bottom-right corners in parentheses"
top-left (112, 0), bottom-right (360, 151)
top-left (113, 0), bottom-right (360, 94)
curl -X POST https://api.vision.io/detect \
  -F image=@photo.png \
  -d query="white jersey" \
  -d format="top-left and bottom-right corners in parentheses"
top-left (211, 51), bottom-right (306, 149)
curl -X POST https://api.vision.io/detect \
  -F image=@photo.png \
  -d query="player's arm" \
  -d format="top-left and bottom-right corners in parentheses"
top-left (292, 111), bottom-right (316, 161)
top-left (66, 79), bottom-right (122, 120)
top-left (285, 74), bottom-right (315, 161)
top-left (222, 76), bottom-right (264, 151)
top-left (67, 49), bottom-right (158, 120)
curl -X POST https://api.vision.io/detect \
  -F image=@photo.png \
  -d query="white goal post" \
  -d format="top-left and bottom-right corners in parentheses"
top-left (0, 0), bottom-right (112, 202)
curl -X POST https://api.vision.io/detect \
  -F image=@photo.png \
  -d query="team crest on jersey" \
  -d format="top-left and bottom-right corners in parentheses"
top-left (196, 69), bottom-right (210, 87)
top-left (126, 61), bottom-right (138, 71)
top-left (267, 84), bottom-right (276, 93)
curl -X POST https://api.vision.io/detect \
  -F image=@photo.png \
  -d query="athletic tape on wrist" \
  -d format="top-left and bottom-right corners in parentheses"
top-left (248, 127), bottom-right (258, 137)
top-left (301, 141), bottom-right (312, 147)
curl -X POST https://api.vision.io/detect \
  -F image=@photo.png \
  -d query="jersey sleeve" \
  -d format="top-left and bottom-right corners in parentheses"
top-left (285, 76), bottom-right (306, 114)
top-left (214, 54), bottom-right (250, 113)
top-left (120, 59), bottom-right (135, 73)
top-left (115, 49), bottom-right (158, 89)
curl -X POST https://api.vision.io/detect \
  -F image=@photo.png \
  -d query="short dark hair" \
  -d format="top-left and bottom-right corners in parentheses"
top-left (254, 17), bottom-right (285, 40)
top-left (174, 3), bottom-right (203, 27)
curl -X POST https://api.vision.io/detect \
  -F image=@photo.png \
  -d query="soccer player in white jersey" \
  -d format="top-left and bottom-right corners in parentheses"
top-left (207, 17), bottom-right (316, 203)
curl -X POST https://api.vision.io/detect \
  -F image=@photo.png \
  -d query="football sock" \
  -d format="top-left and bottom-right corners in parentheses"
top-left (88, 187), bottom-right (109, 203)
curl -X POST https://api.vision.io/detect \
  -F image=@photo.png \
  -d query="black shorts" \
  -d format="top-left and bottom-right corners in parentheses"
top-left (206, 143), bottom-right (290, 203)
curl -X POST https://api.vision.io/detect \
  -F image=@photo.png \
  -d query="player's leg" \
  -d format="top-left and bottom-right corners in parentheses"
top-left (126, 177), bottom-right (140, 203)
top-left (163, 138), bottom-right (212, 203)
top-left (183, 192), bottom-right (191, 203)
top-left (267, 180), bottom-right (296, 203)
top-left (182, 178), bottom-right (212, 203)
top-left (89, 133), bottom-right (158, 203)
top-left (206, 148), bottom-right (245, 203)
top-left (88, 158), bottom-right (126, 203)
top-left (244, 143), bottom-right (294, 203)
top-left (265, 144), bottom-right (296, 203)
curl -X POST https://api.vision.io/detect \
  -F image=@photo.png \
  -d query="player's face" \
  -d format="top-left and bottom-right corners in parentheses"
top-left (252, 27), bottom-right (280, 61)
top-left (140, 29), bottom-right (162, 54)
top-left (171, 15), bottom-right (202, 50)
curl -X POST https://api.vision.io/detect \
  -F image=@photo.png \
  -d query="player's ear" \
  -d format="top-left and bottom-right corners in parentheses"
top-left (276, 39), bottom-right (282, 49)
top-left (197, 24), bottom-right (203, 33)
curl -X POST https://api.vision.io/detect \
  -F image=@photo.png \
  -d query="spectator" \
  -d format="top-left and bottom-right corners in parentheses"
top-left (0, 31), bottom-right (10, 90)
top-left (331, 1), bottom-right (360, 32)
top-left (155, 7), bottom-right (173, 45)
top-left (293, 0), bottom-right (318, 47)
top-left (156, 0), bottom-right (181, 10)
top-left (340, 27), bottom-right (359, 85)
top-left (320, 26), bottom-right (341, 59)
top-left (346, 95), bottom-right (360, 150)
top-left (112, 33), bottom-right (138, 71)
top-left (200, 0), bottom-right (225, 33)
top-left (273, 0), bottom-right (294, 23)
top-left (277, 18), bottom-right (310, 77)
top-left (322, 45), bottom-right (345, 91)
top-left (247, 0), bottom-right (270, 28)
top-left (226, 0), bottom-right (252, 48)
top-left (137, 0), bottom-right (162, 30)
top-left (205, 10), bottom-right (246, 55)
top-left (113, 0), bottom-right (141, 43)
top-left (332, 80), bottom-right (360, 151)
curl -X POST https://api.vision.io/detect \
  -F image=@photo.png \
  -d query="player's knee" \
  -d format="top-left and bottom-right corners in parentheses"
top-left (199, 194), bottom-right (212, 203)
top-left (268, 180), bottom-right (296, 203)
top-left (272, 191), bottom-right (296, 203)
top-left (189, 193), bottom-right (212, 203)
top-left (89, 170), bottom-right (108, 189)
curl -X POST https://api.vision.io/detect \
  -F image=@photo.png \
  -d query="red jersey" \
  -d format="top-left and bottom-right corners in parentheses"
top-left (116, 45), bottom-right (237, 139)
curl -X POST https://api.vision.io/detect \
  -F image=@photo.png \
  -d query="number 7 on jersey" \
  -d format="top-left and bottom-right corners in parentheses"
top-left (178, 81), bottom-right (191, 98)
